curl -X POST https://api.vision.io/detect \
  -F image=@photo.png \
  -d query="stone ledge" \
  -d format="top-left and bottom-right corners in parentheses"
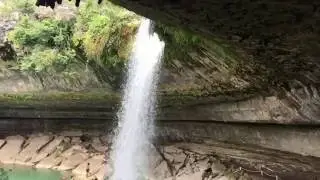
top-left (0, 132), bottom-right (318, 180)
top-left (0, 86), bottom-right (319, 124)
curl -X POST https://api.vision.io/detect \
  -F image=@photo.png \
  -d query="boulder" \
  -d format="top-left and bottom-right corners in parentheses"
top-left (57, 152), bottom-right (89, 171)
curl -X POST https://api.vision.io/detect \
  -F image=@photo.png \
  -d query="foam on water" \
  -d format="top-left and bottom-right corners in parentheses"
top-left (112, 19), bottom-right (165, 180)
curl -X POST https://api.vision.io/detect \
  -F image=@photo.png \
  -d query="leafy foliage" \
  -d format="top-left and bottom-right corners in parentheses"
top-left (73, 0), bottom-right (140, 65)
top-left (0, 0), bottom-right (34, 17)
top-left (7, 0), bottom-right (140, 89)
top-left (8, 16), bottom-right (76, 73)
top-left (20, 48), bottom-right (76, 72)
top-left (155, 23), bottom-right (201, 62)
top-left (9, 17), bottom-right (74, 49)
top-left (73, 0), bottom-right (140, 88)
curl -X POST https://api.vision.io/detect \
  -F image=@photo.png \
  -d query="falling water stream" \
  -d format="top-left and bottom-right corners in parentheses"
top-left (112, 19), bottom-right (165, 180)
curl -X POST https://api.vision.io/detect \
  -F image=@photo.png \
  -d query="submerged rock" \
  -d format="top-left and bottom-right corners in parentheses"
top-left (15, 135), bottom-right (52, 165)
top-left (0, 132), bottom-right (317, 180)
top-left (30, 136), bottom-right (64, 163)
top-left (58, 152), bottom-right (89, 171)
top-left (72, 155), bottom-right (104, 177)
top-left (36, 154), bottom-right (64, 169)
top-left (0, 135), bottom-right (24, 164)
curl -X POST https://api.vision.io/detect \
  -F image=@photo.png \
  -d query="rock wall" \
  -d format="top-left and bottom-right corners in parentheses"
top-left (0, 134), bottom-right (237, 180)
top-left (109, 0), bottom-right (320, 124)
top-left (159, 39), bottom-right (254, 94)
top-left (0, 132), bottom-right (318, 180)
top-left (111, 0), bottom-right (320, 89)
top-left (0, 1), bottom-right (319, 124)
top-left (0, 90), bottom-right (319, 127)
top-left (160, 93), bottom-right (320, 124)
top-left (0, 118), bottom-right (319, 161)
top-left (0, 68), bottom-right (108, 92)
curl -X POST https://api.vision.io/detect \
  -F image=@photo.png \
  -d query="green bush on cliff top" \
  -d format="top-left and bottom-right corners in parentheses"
top-left (7, 0), bottom-right (140, 89)
top-left (5, 0), bottom-right (212, 90)
top-left (8, 17), bottom-right (76, 73)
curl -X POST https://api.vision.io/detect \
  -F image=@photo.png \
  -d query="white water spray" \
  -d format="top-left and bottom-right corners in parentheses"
top-left (112, 19), bottom-right (165, 180)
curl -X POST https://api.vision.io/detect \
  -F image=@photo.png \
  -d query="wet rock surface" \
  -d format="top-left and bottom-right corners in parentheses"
top-left (0, 132), bottom-right (318, 180)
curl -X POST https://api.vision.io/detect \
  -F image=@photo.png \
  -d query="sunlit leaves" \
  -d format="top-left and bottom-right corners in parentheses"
top-left (20, 48), bottom-right (76, 72)
top-left (7, 0), bottom-right (141, 88)
top-left (73, 0), bottom-right (140, 63)
top-left (8, 17), bottom-right (73, 49)
top-left (155, 23), bottom-right (201, 62)
top-left (8, 16), bottom-right (76, 73)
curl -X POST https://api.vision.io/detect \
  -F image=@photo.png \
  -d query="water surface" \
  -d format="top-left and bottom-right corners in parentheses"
top-left (0, 166), bottom-right (62, 180)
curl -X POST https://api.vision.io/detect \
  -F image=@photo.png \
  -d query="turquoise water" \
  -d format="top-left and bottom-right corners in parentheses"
top-left (0, 166), bottom-right (62, 180)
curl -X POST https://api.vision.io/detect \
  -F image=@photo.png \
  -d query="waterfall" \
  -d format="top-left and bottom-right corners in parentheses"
top-left (111, 19), bottom-right (165, 180)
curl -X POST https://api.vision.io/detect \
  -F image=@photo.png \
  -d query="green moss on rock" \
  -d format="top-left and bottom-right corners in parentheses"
top-left (0, 91), bottom-right (120, 103)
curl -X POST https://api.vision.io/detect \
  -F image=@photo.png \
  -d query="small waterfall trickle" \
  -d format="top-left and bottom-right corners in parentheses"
top-left (111, 19), bottom-right (165, 180)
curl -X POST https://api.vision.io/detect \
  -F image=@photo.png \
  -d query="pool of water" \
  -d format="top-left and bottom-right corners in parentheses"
top-left (0, 166), bottom-right (62, 180)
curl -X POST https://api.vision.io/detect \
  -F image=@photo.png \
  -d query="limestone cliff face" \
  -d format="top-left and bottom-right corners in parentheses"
top-left (160, 39), bottom-right (254, 95)
top-left (159, 89), bottom-right (320, 124)
top-left (111, 0), bottom-right (320, 87)
top-left (0, 1), bottom-right (319, 124)
top-left (158, 35), bottom-right (320, 124)
top-left (110, 0), bottom-right (320, 124)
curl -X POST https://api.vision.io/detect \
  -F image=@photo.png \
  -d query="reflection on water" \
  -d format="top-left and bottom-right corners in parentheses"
top-left (0, 166), bottom-right (62, 180)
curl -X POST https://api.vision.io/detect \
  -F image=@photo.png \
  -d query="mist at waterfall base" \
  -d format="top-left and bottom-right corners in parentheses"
top-left (111, 19), bottom-right (165, 180)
